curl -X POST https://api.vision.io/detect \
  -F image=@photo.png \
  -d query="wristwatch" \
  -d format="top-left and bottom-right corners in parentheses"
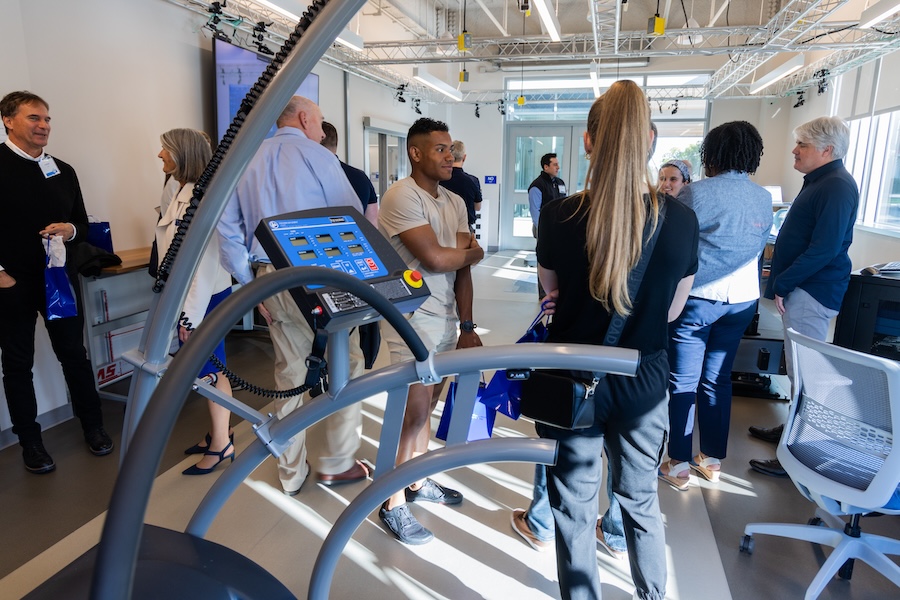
top-left (460, 320), bottom-right (477, 333)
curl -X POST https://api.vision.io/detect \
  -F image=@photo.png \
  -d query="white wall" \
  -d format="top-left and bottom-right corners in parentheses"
top-left (0, 0), bottom-right (30, 104)
top-left (3, 0), bottom-right (210, 252)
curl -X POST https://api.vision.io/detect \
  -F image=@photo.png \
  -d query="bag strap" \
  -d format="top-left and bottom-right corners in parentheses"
top-left (602, 196), bottom-right (668, 348)
top-left (528, 306), bottom-right (549, 332)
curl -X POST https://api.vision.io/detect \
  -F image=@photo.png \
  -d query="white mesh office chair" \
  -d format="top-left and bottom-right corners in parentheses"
top-left (740, 328), bottom-right (900, 599)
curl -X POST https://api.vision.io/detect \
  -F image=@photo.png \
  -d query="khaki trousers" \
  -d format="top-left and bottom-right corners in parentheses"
top-left (259, 265), bottom-right (364, 491)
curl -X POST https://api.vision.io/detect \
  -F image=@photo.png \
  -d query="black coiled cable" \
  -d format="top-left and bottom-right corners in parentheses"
top-left (207, 352), bottom-right (324, 400)
top-left (179, 310), bottom-right (324, 400)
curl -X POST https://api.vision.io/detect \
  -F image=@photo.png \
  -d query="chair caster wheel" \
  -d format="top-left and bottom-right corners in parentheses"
top-left (739, 534), bottom-right (754, 554)
top-left (838, 558), bottom-right (855, 580)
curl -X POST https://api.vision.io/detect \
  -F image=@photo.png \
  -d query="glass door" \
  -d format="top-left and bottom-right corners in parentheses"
top-left (501, 124), bottom-right (587, 250)
top-left (365, 127), bottom-right (408, 201)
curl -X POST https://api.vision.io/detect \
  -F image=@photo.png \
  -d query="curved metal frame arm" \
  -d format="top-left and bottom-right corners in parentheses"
top-left (307, 438), bottom-right (558, 599)
top-left (92, 266), bottom-right (421, 599)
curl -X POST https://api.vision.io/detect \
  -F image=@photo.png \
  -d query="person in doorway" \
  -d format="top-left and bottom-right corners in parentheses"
top-left (748, 116), bottom-right (859, 477)
top-left (218, 96), bottom-right (369, 495)
top-left (154, 128), bottom-right (235, 475)
top-left (377, 118), bottom-right (484, 545)
top-left (660, 121), bottom-right (772, 490)
top-left (439, 139), bottom-right (483, 231)
top-left (0, 91), bottom-right (114, 473)
top-left (528, 153), bottom-right (566, 299)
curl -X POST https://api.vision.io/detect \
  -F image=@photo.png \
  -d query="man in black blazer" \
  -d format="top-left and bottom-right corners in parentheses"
top-left (0, 91), bottom-right (113, 474)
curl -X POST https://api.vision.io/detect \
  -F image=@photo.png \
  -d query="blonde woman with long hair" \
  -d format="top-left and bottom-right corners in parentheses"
top-left (532, 80), bottom-right (698, 600)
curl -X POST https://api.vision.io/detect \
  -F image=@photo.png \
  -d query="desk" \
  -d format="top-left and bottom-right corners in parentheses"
top-left (80, 247), bottom-right (154, 400)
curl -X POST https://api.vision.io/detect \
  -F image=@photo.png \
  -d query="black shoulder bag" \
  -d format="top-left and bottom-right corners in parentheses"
top-left (520, 199), bottom-right (667, 430)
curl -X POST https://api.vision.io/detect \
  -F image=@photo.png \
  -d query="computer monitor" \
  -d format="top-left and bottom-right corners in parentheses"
top-left (764, 186), bottom-right (784, 205)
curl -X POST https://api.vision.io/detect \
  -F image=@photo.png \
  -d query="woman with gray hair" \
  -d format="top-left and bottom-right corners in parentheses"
top-left (155, 128), bottom-right (235, 475)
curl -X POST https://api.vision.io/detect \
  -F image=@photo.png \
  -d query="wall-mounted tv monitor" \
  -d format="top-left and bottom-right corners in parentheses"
top-left (213, 38), bottom-right (319, 143)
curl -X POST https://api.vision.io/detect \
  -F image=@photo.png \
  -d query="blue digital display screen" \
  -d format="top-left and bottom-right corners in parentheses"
top-left (265, 214), bottom-right (387, 280)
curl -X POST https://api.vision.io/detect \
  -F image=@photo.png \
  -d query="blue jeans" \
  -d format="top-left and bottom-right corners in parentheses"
top-left (667, 297), bottom-right (757, 462)
top-left (526, 459), bottom-right (628, 553)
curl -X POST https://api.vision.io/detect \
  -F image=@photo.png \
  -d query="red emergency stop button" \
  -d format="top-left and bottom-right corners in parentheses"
top-left (403, 269), bottom-right (423, 288)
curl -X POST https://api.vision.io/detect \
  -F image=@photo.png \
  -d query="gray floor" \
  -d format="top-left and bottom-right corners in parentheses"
top-left (1, 251), bottom-right (898, 599)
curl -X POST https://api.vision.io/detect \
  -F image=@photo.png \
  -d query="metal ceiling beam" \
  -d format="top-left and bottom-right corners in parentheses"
top-left (775, 14), bottom-right (900, 96)
top-left (348, 22), bottom-right (885, 65)
top-left (167, 0), bottom-right (900, 103)
top-left (456, 85), bottom-right (719, 104)
top-left (703, 0), bottom-right (848, 98)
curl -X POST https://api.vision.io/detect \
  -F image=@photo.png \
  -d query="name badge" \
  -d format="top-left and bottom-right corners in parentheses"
top-left (558, 184), bottom-right (567, 194)
top-left (39, 155), bottom-right (61, 179)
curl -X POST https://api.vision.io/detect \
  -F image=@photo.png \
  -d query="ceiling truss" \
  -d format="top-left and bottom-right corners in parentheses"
top-left (168, 0), bottom-right (900, 104)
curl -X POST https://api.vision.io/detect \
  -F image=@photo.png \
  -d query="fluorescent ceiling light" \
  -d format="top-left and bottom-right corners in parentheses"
top-left (505, 76), bottom-right (641, 91)
top-left (596, 59), bottom-right (650, 69)
top-left (859, 0), bottom-right (900, 28)
top-left (494, 59), bottom-right (648, 72)
top-left (749, 54), bottom-right (805, 94)
top-left (413, 68), bottom-right (463, 101)
top-left (335, 28), bottom-right (365, 52)
top-left (532, 0), bottom-right (562, 42)
top-left (254, 1), bottom-right (364, 51)
top-left (254, 0), bottom-right (300, 21)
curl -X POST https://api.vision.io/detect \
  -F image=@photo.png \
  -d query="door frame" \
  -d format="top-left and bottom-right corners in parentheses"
top-left (500, 123), bottom-right (585, 250)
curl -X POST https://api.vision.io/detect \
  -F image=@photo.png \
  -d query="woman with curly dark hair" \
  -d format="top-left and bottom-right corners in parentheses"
top-left (659, 121), bottom-right (773, 491)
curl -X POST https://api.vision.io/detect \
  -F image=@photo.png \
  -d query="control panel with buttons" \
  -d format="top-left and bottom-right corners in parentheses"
top-left (255, 207), bottom-right (430, 331)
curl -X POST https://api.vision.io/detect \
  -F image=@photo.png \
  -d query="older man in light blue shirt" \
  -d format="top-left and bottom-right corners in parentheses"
top-left (218, 95), bottom-right (369, 496)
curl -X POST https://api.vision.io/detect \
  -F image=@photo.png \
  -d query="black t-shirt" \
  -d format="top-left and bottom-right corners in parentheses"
top-left (537, 193), bottom-right (698, 355)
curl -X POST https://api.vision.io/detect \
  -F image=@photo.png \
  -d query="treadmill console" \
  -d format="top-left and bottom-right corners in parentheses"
top-left (255, 207), bottom-right (429, 331)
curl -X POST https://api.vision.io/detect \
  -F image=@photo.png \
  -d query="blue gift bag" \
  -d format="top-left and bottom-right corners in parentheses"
top-left (87, 221), bottom-right (114, 254)
top-left (480, 309), bottom-right (550, 420)
top-left (436, 380), bottom-right (495, 441)
top-left (45, 262), bottom-right (78, 320)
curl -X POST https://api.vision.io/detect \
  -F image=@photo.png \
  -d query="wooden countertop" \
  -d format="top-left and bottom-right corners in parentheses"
top-left (102, 247), bottom-right (151, 275)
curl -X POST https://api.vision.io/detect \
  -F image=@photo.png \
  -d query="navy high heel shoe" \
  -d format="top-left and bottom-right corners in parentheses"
top-left (184, 431), bottom-right (234, 455)
top-left (182, 441), bottom-right (234, 475)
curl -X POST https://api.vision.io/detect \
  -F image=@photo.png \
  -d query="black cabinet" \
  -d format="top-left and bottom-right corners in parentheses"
top-left (834, 272), bottom-right (900, 360)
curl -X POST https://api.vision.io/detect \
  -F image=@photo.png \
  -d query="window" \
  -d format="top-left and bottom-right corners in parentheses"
top-left (848, 111), bottom-right (900, 230)
top-left (502, 73), bottom-right (709, 180)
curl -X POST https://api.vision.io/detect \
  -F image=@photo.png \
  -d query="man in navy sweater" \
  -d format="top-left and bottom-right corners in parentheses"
top-left (321, 121), bottom-right (379, 226)
top-left (749, 116), bottom-right (859, 477)
top-left (0, 91), bottom-right (114, 474)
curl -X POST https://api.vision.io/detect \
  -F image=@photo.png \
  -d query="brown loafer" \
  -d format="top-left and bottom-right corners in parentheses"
top-left (317, 459), bottom-right (369, 486)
